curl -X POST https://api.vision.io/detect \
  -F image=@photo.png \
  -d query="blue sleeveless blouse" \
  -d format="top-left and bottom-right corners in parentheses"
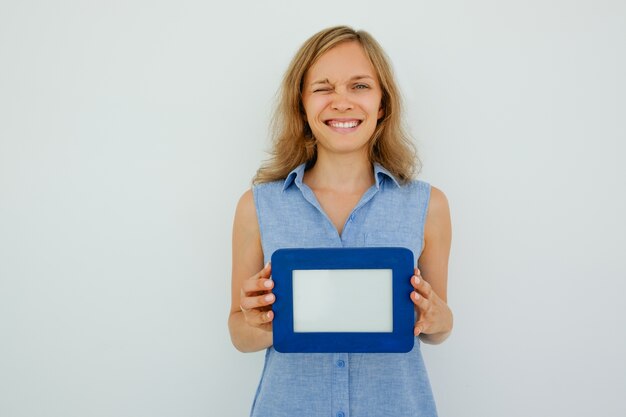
top-left (251, 162), bottom-right (438, 417)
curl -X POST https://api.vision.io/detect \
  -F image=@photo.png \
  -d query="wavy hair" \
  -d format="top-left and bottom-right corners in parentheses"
top-left (253, 25), bottom-right (419, 184)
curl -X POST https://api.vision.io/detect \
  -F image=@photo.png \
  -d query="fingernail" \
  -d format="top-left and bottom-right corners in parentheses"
top-left (416, 268), bottom-right (421, 276)
top-left (264, 280), bottom-right (273, 288)
top-left (267, 311), bottom-right (273, 320)
top-left (265, 262), bottom-right (270, 269)
top-left (265, 294), bottom-right (274, 302)
top-left (414, 276), bottom-right (420, 285)
top-left (414, 292), bottom-right (420, 300)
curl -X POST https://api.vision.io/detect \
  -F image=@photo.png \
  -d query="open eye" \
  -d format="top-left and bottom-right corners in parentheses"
top-left (354, 83), bottom-right (370, 90)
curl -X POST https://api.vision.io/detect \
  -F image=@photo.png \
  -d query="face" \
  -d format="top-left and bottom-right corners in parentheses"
top-left (302, 41), bottom-right (384, 158)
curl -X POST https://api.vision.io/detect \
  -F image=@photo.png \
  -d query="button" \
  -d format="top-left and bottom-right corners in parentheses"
top-left (336, 412), bottom-right (345, 417)
top-left (336, 360), bottom-right (345, 368)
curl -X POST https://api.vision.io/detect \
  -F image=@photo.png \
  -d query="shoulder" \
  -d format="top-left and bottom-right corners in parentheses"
top-left (428, 186), bottom-right (449, 215)
top-left (236, 179), bottom-right (288, 230)
top-left (236, 189), bottom-right (254, 211)
top-left (234, 189), bottom-right (259, 233)
top-left (404, 181), bottom-right (451, 241)
top-left (403, 178), bottom-right (431, 193)
top-left (252, 179), bottom-right (286, 197)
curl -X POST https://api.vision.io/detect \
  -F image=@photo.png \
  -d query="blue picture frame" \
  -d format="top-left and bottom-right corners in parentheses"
top-left (271, 247), bottom-right (415, 353)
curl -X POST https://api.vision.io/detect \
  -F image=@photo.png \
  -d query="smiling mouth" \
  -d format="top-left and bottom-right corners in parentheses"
top-left (325, 120), bottom-right (362, 129)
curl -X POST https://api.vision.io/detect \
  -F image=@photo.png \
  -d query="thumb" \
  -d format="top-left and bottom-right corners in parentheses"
top-left (414, 320), bottom-right (429, 336)
top-left (260, 262), bottom-right (272, 279)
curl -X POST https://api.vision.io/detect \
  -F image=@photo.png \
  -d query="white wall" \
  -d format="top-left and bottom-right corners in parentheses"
top-left (1, 1), bottom-right (625, 416)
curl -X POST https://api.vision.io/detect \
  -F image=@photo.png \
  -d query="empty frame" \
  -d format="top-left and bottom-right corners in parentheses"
top-left (271, 247), bottom-right (415, 353)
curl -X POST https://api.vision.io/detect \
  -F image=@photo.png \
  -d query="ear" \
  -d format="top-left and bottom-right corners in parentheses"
top-left (378, 105), bottom-right (385, 120)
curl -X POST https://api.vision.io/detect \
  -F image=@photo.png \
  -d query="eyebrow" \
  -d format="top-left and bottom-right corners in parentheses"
top-left (310, 75), bottom-right (375, 86)
top-left (310, 78), bottom-right (330, 86)
top-left (349, 75), bottom-right (375, 81)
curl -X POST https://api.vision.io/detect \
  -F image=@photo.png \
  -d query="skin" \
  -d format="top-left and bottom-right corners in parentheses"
top-left (229, 41), bottom-right (453, 352)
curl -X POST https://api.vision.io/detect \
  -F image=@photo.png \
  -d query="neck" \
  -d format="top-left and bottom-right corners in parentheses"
top-left (304, 150), bottom-right (374, 192)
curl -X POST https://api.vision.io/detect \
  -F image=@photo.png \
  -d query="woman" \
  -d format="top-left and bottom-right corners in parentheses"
top-left (229, 26), bottom-right (453, 417)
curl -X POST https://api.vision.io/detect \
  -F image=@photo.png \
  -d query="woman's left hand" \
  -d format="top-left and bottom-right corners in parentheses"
top-left (411, 267), bottom-right (453, 338)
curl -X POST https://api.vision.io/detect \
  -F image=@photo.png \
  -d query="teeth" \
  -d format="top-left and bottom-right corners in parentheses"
top-left (328, 120), bottom-right (359, 128)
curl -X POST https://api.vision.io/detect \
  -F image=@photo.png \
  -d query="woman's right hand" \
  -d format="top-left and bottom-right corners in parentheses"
top-left (239, 262), bottom-right (275, 331)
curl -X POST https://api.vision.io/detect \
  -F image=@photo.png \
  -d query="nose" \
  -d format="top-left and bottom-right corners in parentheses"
top-left (330, 90), bottom-right (353, 112)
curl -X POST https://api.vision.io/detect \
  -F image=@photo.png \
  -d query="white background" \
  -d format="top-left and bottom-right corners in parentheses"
top-left (1, 1), bottom-right (625, 416)
top-left (293, 269), bottom-right (393, 332)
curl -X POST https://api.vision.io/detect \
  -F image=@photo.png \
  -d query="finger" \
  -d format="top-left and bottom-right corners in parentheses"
top-left (411, 268), bottom-right (423, 289)
top-left (411, 291), bottom-right (430, 312)
top-left (244, 308), bottom-right (274, 326)
top-left (411, 273), bottom-right (433, 299)
top-left (242, 277), bottom-right (274, 293)
top-left (414, 267), bottom-right (422, 280)
top-left (241, 263), bottom-right (274, 296)
top-left (240, 292), bottom-right (275, 311)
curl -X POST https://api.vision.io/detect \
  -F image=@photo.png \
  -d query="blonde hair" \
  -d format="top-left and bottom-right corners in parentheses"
top-left (253, 25), bottom-right (419, 184)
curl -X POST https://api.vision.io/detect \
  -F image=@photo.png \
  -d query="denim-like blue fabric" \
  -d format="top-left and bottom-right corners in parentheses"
top-left (250, 163), bottom-right (437, 417)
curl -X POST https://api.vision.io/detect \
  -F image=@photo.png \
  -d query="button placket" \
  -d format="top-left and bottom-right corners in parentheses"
top-left (331, 353), bottom-right (349, 417)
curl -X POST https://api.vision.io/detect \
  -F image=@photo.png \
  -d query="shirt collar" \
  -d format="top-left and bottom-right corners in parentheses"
top-left (373, 162), bottom-right (401, 189)
top-left (281, 163), bottom-right (307, 192)
top-left (281, 162), bottom-right (401, 192)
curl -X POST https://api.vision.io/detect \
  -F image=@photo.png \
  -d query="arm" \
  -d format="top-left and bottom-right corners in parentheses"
top-left (228, 189), bottom-right (275, 352)
top-left (412, 186), bottom-right (453, 345)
